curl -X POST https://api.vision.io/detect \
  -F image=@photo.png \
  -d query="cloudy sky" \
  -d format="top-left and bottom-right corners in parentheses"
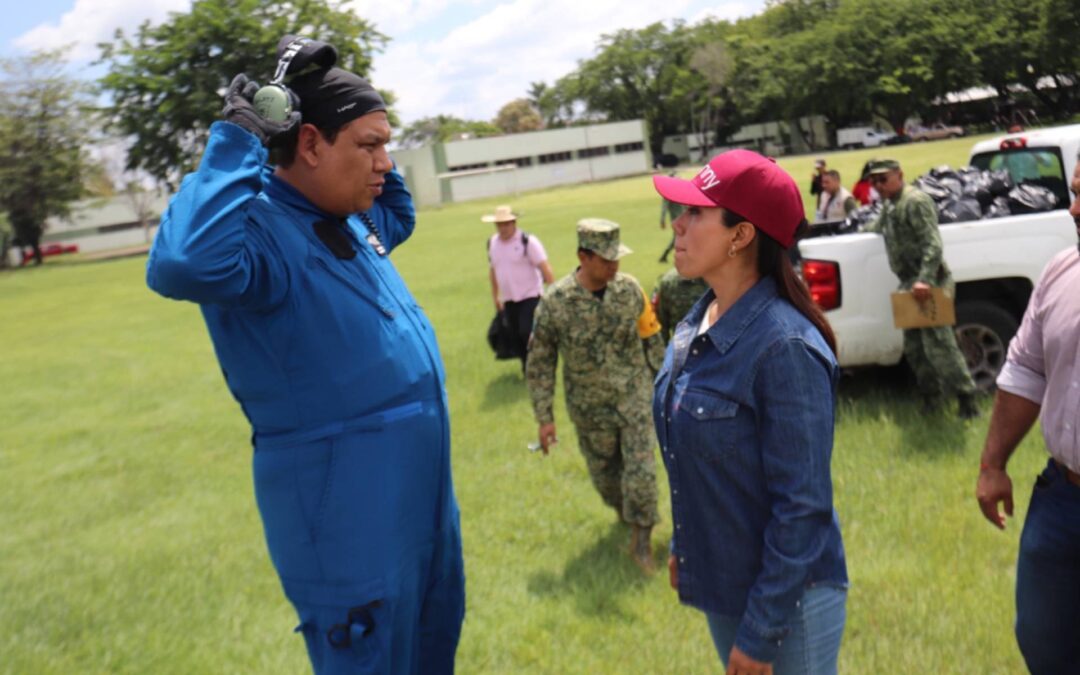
top-left (3, 0), bottom-right (765, 126)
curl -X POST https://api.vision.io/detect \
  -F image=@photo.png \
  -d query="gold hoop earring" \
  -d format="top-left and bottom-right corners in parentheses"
top-left (728, 246), bottom-right (737, 258)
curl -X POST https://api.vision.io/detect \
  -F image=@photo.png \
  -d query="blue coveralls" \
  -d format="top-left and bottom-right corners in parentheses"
top-left (147, 122), bottom-right (465, 674)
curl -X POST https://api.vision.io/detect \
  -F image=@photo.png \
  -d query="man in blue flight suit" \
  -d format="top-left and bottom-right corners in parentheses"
top-left (146, 37), bottom-right (464, 674)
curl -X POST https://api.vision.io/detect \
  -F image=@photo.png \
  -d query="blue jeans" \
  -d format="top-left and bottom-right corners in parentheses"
top-left (1015, 459), bottom-right (1080, 675)
top-left (706, 585), bottom-right (846, 675)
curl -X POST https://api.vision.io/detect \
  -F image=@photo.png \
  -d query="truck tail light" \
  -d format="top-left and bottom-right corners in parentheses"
top-left (802, 259), bottom-right (841, 310)
top-left (1000, 137), bottom-right (1027, 150)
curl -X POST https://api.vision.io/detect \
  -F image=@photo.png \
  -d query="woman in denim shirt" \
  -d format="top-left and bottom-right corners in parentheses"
top-left (652, 150), bottom-right (848, 675)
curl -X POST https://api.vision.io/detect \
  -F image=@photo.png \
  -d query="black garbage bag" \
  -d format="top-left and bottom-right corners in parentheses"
top-left (1007, 184), bottom-right (1058, 214)
top-left (849, 202), bottom-right (883, 232)
top-left (808, 219), bottom-right (849, 236)
top-left (986, 169), bottom-right (1014, 197)
top-left (930, 165), bottom-right (960, 181)
top-left (938, 197), bottom-right (983, 224)
top-left (959, 170), bottom-right (993, 208)
top-left (956, 166), bottom-right (981, 182)
top-left (938, 176), bottom-right (964, 197)
top-left (487, 310), bottom-right (522, 360)
top-left (913, 175), bottom-right (953, 202)
top-left (984, 196), bottom-right (1012, 219)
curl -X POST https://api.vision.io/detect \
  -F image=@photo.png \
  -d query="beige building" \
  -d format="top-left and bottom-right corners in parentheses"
top-left (662, 116), bottom-right (831, 164)
top-left (392, 119), bottom-right (651, 207)
top-left (6, 120), bottom-right (651, 262)
top-left (5, 192), bottom-right (170, 266)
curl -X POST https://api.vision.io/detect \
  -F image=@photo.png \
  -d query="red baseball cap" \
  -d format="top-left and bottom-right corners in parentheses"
top-left (652, 149), bottom-right (805, 248)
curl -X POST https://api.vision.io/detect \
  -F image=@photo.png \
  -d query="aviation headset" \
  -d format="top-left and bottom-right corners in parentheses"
top-left (253, 37), bottom-right (335, 123)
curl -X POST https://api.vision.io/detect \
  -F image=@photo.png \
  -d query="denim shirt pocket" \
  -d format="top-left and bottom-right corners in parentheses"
top-left (678, 390), bottom-right (739, 463)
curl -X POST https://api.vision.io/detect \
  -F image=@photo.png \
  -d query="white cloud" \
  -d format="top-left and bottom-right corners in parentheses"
top-left (13, 0), bottom-right (765, 127)
top-left (14, 0), bottom-right (191, 61)
top-left (691, 2), bottom-right (756, 24)
top-left (375, 0), bottom-right (710, 125)
top-left (344, 0), bottom-right (472, 39)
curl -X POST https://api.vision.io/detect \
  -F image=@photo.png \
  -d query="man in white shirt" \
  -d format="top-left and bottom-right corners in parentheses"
top-left (976, 154), bottom-right (1080, 674)
top-left (815, 170), bottom-right (857, 223)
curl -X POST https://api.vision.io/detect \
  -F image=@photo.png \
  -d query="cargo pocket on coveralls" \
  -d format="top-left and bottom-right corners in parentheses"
top-left (678, 390), bottom-right (739, 463)
top-left (252, 438), bottom-right (337, 578)
top-left (289, 579), bottom-right (394, 672)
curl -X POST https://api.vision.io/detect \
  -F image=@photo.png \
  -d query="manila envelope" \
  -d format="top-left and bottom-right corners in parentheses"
top-left (890, 288), bottom-right (956, 329)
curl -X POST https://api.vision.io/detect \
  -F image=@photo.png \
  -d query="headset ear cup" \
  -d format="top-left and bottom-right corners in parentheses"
top-left (252, 84), bottom-right (293, 123)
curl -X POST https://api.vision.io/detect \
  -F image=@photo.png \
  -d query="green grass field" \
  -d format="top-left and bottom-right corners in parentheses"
top-left (0, 135), bottom-right (1050, 673)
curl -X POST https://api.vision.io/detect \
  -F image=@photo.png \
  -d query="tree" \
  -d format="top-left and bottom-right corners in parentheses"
top-left (975, 0), bottom-right (1080, 120)
top-left (0, 211), bottom-right (12, 269)
top-left (397, 115), bottom-right (501, 149)
top-left (82, 162), bottom-right (116, 199)
top-left (0, 49), bottom-right (96, 266)
top-left (494, 99), bottom-right (543, 134)
top-left (97, 0), bottom-right (389, 188)
top-left (759, 0), bottom-right (839, 35)
top-left (559, 21), bottom-right (701, 155)
top-left (686, 23), bottom-right (741, 155)
top-left (528, 79), bottom-right (583, 128)
top-left (122, 181), bottom-right (163, 244)
top-left (726, 0), bottom-right (983, 139)
top-left (527, 82), bottom-right (557, 127)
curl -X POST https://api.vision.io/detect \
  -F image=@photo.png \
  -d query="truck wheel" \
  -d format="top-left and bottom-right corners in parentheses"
top-left (954, 301), bottom-right (1018, 392)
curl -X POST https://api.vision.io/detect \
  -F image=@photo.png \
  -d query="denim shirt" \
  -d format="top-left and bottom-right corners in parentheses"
top-left (653, 276), bottom-right (848, 663)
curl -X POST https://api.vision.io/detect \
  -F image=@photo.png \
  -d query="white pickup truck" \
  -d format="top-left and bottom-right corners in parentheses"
top-left (798, 124), bottom-right (1079, 390)
top-left (837, 126), bottom-right (896, 149)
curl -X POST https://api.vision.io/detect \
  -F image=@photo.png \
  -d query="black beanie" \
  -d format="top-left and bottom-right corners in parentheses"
top-left (291, 67), bottom-right (387, 129)
top-left (275, 34), bottom-right (387, 129)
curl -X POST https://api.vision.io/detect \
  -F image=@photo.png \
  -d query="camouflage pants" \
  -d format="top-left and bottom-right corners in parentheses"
top-left (903, 326), bottom-right (976, 398)
top-left (574, 421), bottom-right (659, 528)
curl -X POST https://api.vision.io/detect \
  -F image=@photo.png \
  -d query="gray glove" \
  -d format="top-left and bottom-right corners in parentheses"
top-left (221, 73), bottom-right (301, 147)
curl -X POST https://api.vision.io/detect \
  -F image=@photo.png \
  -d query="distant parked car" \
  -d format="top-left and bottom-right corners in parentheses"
top-left (18, 242), bottom-right (79, 266)
top-left (43, 243), bottom-right (79, 256)
top-left (907, 123), bottom-right (965, 142)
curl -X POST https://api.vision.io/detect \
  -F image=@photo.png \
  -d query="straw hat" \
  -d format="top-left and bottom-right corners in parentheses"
top-left (481, 205), bottom-right (518, 223)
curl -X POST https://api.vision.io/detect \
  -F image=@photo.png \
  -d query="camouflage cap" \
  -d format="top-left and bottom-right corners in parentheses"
top-left (577, 218), bottom-right (632, 261)
top-left (867, 158), bottom-right (901, 174)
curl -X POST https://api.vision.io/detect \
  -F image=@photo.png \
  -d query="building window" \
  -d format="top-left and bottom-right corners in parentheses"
top-left (538, 151), bottom-right (572, 165)
top-left (614, 141), bottom-right (644, 153)
top-left (448, 162), bottom-right (491, 172)
top-left (577, 146), bottom-right (611, 159)
top-left (495, 156), bottom-right (533, 168)
top-left (99, 222), bottom-right (147, 234)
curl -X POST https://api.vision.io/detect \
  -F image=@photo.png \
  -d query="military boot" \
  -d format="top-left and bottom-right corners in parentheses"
top-left (958, 393), bottom-right (981, 420)
top-left (629, 525), bottom-right (656, 574)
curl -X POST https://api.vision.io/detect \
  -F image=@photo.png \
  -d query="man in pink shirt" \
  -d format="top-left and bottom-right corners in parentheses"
top-left (976, 154), bottom-right (1080, 674)
top-left (484, 205), bottom-right (555, 370)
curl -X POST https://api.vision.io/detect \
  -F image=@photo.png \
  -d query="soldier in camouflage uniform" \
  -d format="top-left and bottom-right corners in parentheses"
top-left (864, 158), bottom-right (979, 419)
top-left (652, 268), bottom-right (708, 343)
top-left (659, 169), bottom-right (687, 262)
top-left (526, 218), bottom-right (667, 573)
